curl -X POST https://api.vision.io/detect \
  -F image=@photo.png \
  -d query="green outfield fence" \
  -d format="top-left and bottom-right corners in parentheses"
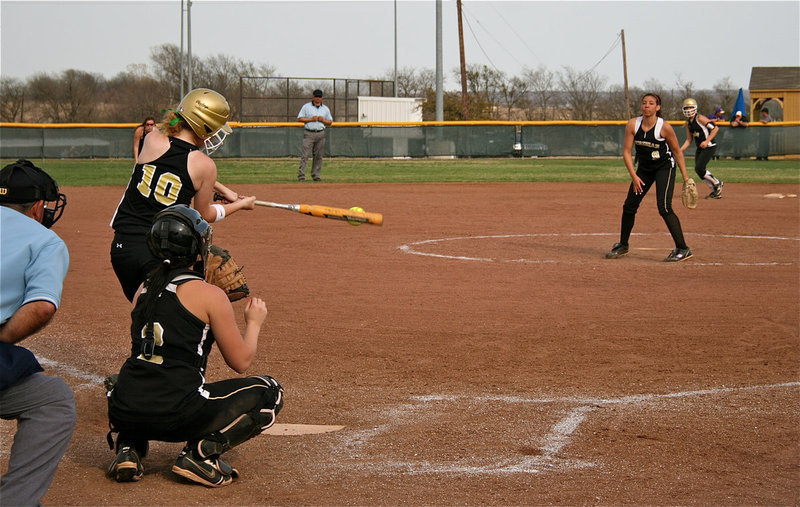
top-left (1, 121), bottom-right (798, 159)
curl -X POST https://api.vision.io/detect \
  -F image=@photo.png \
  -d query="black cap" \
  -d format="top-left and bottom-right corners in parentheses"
top-left (0, 159), bottom-right (59, 204)
top-left (313, 89), bottom-right (323, 97)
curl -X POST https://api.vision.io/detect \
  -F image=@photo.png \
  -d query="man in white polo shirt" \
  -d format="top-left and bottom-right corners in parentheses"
top-left (297, 89), bottom-right (333, 181)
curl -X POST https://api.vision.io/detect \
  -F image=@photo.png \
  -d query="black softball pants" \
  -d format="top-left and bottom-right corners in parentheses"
top-left (618, 161), bottom-right (688, 250)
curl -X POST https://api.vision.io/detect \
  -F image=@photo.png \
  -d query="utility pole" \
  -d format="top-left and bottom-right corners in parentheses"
top-left (435, 0), bottom-right (443, 121)
top-left (456, 0), bottom-right (469, 120)
top-left (180, 0), bottom-right (185, 97)
top-left (187, 0), bottom-right (193, 91)
top-left (394, 0), bottom-right (398, 97)
top-left (621, 29), bottom-right (631, 119)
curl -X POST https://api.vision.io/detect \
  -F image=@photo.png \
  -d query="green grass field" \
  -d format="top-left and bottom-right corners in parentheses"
top-left (2, 157), bottom-right (798, 186)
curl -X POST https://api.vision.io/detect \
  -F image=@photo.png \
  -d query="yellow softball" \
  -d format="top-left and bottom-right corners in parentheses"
top-left (348, 206), bottom-right (364, 226)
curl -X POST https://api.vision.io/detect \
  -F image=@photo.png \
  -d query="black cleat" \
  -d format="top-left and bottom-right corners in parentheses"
top-left (107, 446), bottom-right (144, 482)
top-left (664, 247), bottom-right (693, 262)
top-left (605, 242), bottom-right (629, 259)
top-left (707, 180), bottom-right (724, 199)
top-left (172, 450), bottom-right (235, 488)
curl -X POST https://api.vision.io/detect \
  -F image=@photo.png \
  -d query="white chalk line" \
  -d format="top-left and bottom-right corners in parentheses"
top-left (18, 356), bottom-right (800, 476)
top-left (35, 355), bottom-right (107, 391)
top-left (398, 232), bottom-right (799, 266)
top-left (334, 382), bottom-right (800, 476)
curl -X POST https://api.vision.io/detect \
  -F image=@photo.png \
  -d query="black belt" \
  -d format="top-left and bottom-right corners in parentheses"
top-left (305, 129), bottom-right (324, 132)
top-left (132, 341), bottom-right (208, 370)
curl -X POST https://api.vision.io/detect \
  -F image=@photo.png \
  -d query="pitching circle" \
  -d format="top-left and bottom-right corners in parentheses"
top-left (398, 232), bottom-right (798, 266)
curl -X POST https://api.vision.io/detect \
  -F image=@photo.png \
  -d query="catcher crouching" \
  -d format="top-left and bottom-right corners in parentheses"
top-left (105, 204), bottom-right (282, 487)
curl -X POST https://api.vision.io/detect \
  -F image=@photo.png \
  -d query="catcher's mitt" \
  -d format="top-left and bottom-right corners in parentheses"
top-left (682, 178), bottom-right (698, 209)
top-left (205, 244), bottom-right (250, 302)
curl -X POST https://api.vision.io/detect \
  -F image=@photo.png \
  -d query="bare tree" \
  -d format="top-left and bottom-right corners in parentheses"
top-left (149, 44), bottom-right (186, 105)
top-left (62, 70), bottom-right (103, 122)
top-left (456, 64), bottom-right (503, 120)
top-left (596, 84), bottom-right (630, 120)
top-left (378, 66), bottom-right (435, 98)
top-left (420, 89), bottom-right (465, 120)
top-left (0, 77), bottom-right (26, 122)
top-left (25, 70), bottom-right (103, 122)
top-left (712, 77), bottom-right (736, 117)
top-left (558, 66), bottom-right (607, 120)
top-left (28, 73), bottom-right (64, 122)
top-left (522, 65), bottom-right (557, 120)
top-left (197, 54), bottom-right (275, 119)
top-left (104, 64), bottom-right (171, 122)
top-left (498, 76), bottom-right (529, 120)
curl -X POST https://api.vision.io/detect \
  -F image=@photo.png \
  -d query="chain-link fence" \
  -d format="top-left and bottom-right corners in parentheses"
top-left (1, 123), bottom-right (797, 159)
top-left (239, 76), bottom-right (395, 123)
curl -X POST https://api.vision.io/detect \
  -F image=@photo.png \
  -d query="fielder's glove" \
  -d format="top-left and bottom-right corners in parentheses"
top-left (205, 244), bottom-right (250, 302)
top-left (682, 178), bottom-right (698, 209)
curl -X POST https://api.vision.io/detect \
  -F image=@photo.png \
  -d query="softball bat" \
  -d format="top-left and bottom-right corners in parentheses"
top-left (254, 200), bottom-right (383, 226)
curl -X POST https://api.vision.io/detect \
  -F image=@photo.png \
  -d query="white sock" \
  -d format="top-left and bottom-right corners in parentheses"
top-left (703, 173), bottom-right (720, 189)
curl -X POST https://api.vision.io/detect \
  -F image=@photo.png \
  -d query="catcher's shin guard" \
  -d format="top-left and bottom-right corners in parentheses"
top-left (193, 377), bottom-right (284, 459)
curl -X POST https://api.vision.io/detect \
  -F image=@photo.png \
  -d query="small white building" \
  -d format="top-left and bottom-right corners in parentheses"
top-left (357, 96), bottom-right (425, 123)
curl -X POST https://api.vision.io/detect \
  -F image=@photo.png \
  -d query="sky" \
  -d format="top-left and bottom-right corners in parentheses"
top-left (1, 0), bottom-right (798, 92)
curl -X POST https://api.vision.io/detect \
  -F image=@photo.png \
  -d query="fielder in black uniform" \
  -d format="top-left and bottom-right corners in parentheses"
top-left (606, 93), bottom-right (693, 262)
top-left (679, 98), bottom-right (724, 198)
top-left (111, 88), bottom-right (256, 302)
top-left (106, 205), bottom-right (283, 487)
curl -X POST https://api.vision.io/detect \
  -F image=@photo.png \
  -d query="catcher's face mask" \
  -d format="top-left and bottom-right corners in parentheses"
top-left (0, 159), bottom-right (67, 228)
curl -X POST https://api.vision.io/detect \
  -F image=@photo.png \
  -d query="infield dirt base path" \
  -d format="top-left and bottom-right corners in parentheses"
top-left (2, 182), bottom-right (798, 505)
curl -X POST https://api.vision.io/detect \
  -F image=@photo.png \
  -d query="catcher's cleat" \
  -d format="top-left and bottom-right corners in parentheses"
top-left (216, 457), bottom-right (240, 479)
top-left (664, 247), bottom-right (693, 262)
top-left (172, 450), bottom-right (234, 488)
top-left (605, 242), bottom-right (629, 259)
top-left (707, 180), bottom-right (724, 199)
top-left (107, 446), bottom-right (144, 482)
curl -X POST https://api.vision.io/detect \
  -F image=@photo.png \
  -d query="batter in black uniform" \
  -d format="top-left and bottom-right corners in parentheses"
top-left (679, 98), bottom-right (724, 198)
top-left (110, 88), bottom-right (256, 302)
top-left (106, 205), bottom-right (283, 488)
top-left (606, 93), bottom-right (693, 262)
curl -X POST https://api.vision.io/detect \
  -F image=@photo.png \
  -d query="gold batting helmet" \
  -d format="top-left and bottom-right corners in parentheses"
top-left (177, 88), bottom-right (232, 154)
top-left (682, 98), bottom-right (698, 118)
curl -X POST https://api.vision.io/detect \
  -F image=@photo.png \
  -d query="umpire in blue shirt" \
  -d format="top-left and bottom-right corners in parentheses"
top-left (0, 159), bottom-right (75, 505)
top-left (297, 89), bottom-right (333, 181)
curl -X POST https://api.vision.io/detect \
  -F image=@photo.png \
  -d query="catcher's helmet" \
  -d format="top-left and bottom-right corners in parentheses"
top-left (176, 88), bottom-right (232, 155)
top-left (0, 159), bottom-right (66, 228)
top-left (682, 98), bottom-right (698, 118)
top-left (147, 204), bottom-right (211, 267)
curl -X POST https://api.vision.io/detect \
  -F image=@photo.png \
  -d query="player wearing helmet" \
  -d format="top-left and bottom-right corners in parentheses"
top-left (679, 98), bottom-right (724, 199)
top-left (110, 88), bottom-right (257, 302)
top-left (106, 205), bottom-right (283, 488)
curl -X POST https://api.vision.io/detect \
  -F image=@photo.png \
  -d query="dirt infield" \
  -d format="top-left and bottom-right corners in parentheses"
top-left (2, 182), bottom-right (798, 505)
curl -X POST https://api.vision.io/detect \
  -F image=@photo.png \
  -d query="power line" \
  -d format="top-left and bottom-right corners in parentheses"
top-left (461, 11), bottom-right (504, 74)
top-left (577, 33), bottom-right (621, 81)
top-left (462, 5), bottom-right (526, 71)
top-left (466, 3), bottom-right (622, 84)
top-left (488, 3), bottom-right (544, 66)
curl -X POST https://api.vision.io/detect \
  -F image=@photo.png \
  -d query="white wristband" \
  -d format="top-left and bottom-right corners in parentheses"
top-left (211, 204), bottom-right (226, 222)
